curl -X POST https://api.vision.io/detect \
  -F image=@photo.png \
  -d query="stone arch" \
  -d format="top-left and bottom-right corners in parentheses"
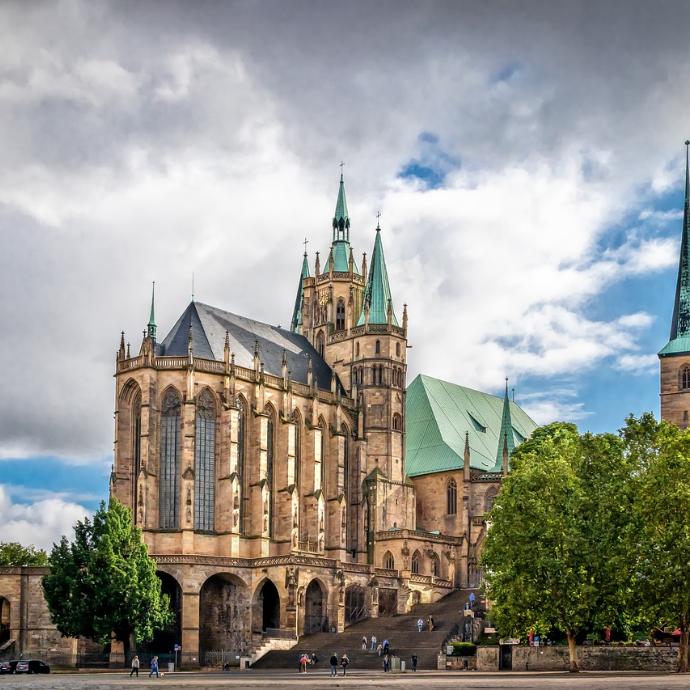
top-left (0, 597), bottom-right (9, 645)
top-left (303, 578), bottom-right (327, 634)
top-left (117, 378), bottom-right (142, 514)
top-left (252, 578), bottom-right (281, 633)
top-left (199, 572), bottom-right (249, 662)
top-left (119, 377), bottom-right (141, 404)
top-left (144, 571), bottom-right (182, 655)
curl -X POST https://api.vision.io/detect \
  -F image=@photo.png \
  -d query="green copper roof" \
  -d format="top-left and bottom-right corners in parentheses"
top-left (660, 141), bottom-right (690, 357)
top-left (357, 226), bottom-right (398, 326)
top-left (147, 281), bottom-right (157, 340)
top-left (290, 253), bottom-right (310, 333)
top-left (405, 374), bottom-right (537, 477)
top-left (323, 240), bottom-right (359, 273)
top-left (333, 173), bottom-right (350, 236)
top-left (493, 380), bottom-right (516, 471)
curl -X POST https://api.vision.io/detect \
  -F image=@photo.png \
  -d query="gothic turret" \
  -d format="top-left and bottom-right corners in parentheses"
top-left (324, 173), bottom-right (359, 274)
top-left (290, 251), bottom-right (310, 333)
top-left (147, 281), bottom-right (157, 341)
top-left (357, 222), bottom-right (398, 326)
top-left (493, 378), bottom-right (515, 471)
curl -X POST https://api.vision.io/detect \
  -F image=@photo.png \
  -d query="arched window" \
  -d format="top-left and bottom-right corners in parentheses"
top-left (430, 552), bottom-right (440, 577)
top-left (159, 388), bottom-right (181, 529)
top-left (266, 408), bottom-right (275, 538)
top-left (356, 342), bottom-right (360, 357)
top-left (336, 299), bottom-right (346, 331)
top-left (320, 420), bottom-right (327, 491)
top-left (447, 479), bottom-right (457, 515)
top-left (132, 392), bottom-right (142, 518)
top-left (237, 397), bottom-right (247, 534)
top-left (342, 424), bottom-right (349, 499)
top-left (194, 389), bottom-right (216, 531)
top-left (375, 339), bottom-right (381, 355)
top-left (411, 550), bottom-right (421, 574)
top-left (396, 342), bottom-right (400, 357)
top-left (316, 331), bottom-right (325, 357)
top-left (383, 551), bottom-right (395, 570)
top-left (680, 366), bottom-right (690, 390)
top-left (392, 413), bottom-right (402, 431)
top-left (295, 416), bottom-right (301, 488)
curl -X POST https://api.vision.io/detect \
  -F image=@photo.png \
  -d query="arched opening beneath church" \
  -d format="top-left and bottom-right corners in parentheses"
top-left (253, 579), bottom-right (280, 633)
top-left (345, 585), bottom-right (366, 625)
top-left (145, 572), bottom-right (182, 655)
top-left (0, 597), bottom-right (10, 645)
top-left (199, 573), bottom-right (249, 665)
top-left (304, 579), bottom-right (326, 634)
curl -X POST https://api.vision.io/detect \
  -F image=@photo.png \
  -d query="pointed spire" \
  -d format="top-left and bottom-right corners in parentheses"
top-left (146, 281), bottom-right (157, 340)
top-left (463, 430), bottom-right (471, 481)
top-left (315, 251), bottom-right (321, 276)
top-left (356, 222), bottom-right (398, 326)
top-left (291, 251), bottom-right (311, 333)
top-left (118, 331), bottom-right (126, 360)
top-left (495, 377), bottom-right (516, 471)
top-left (665, 140), bottom-right (690, 349)
top-left (333, 166), bottom-right (350, 242)
top-left (402, 303), bottom-right (408, 336)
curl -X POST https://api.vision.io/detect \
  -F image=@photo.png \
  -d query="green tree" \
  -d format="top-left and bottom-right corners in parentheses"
top-left (0, 542), bottom-right (48, 566)
top-left (626, 414), bottom-right (690, 672)
top-left (481, 423), bottom-right (632, 671)
top-left (42, 498), bottom-right (172, 653)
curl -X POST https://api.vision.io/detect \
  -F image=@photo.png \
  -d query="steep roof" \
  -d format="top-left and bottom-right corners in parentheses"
top-left (356, 226), bottom-right (398, 326)
top-left (323, 240), bottom-right (359, 273)
top-left (333, 173), bottom-right (349, 229)
top-left (660, 141), bottom-right (690, 357)
top-left (494, 380), bottom-right (516, 471)
top-left (405, 374), bottom-right (538, 477)
top-left (290, 253), bottom-right (310, 333)
top-left (158, 302), bottom-right (335, 390)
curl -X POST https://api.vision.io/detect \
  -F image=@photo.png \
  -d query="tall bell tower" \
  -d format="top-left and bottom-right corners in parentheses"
top-left (659, 141), bottom-right (690, 428)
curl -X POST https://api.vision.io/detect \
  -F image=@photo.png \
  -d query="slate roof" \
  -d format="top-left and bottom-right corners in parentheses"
top-left (405, 374), bottom-right (538, 477)
top-left (157, 302), bottom-right (335, 390)
top-left (660, 142), bottom-right (690, 357)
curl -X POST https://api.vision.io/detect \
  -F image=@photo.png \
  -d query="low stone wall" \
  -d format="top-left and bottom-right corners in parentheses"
top-left (476, 645), bottom-right (678, 672)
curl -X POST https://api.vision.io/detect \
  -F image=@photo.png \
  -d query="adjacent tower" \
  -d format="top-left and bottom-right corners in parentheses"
top-left (659, 141), bottom-right (690, 428)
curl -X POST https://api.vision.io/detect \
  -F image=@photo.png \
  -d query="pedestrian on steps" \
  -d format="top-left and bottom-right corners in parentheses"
top-left (383, 652), bottom-right (390, 672)
top-left (411, 654), bottom-right (418, 672)
top-left (340, 653), bottom-right (350, 675)
top-left (330, 653), bottom-right (338, 677)
top-left (370, 634), bottom-right (377, 652)
top-left (361, 635), bottom-right (367, 651)
top-left (299, 653), bottom-right (309, 673)
top-left (417, 617), bottom-right (424, 632)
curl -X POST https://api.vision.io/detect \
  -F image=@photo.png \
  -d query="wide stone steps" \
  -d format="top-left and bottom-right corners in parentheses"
top-left (254, 588), bottom-right (470, 670)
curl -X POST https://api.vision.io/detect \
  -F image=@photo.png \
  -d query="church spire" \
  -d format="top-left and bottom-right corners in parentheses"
top-left (146, 281), bottom-right (156, 341)
top-left (660, 141), bottom-right (690, 357)
top-left (332, 164), bottom-right (350, 242)
top-left (290, 248), bottom-right (311, 333)
top-left (325, 169), bottom-right (358, 273)
top-left (494, 377), bottom-right (515, 471)
top-left (357, 222), bottom-right (398, 326)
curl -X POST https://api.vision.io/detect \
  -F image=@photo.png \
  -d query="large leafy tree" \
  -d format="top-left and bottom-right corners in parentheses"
top-left (42, 498), bottom-right (172, 652)
top-left (0, 542), bottom-right (48, 566)
top-left (481, 423), bottom-right (632, 671)
top-left (626, 414), bottom-right (690, 672)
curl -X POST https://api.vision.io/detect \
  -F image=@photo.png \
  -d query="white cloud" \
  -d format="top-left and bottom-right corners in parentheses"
top-left (614, 353), bottom-right (659, 375)
top-left (0, 484), bottom-right (90, 551)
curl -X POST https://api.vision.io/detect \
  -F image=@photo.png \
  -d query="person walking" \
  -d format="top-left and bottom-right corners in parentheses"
top-left (361, 635), bottom-right (368, 651)
top-left (340, 653), bottom-right (350, 676)
top-left (411, 654), bottom-right (418, 672)
top-left (417, 617), bottom-right (424, 632)
top-left (370, 634), bottom-right (377, 652)
top-left (129, 655), bottom-right (140, 677)
top-left (148, 656), bottom-right (160, 678)
top-left (376, 643), bottom-right (383, 657)
top-left (382, 639), bottom-right (390, 654)
top-left (383, 652), bottom-right (391, 672)
top-left (299, 653), bottom-right (309, 673)
top-left (330, 653), bottom-right (338, 677)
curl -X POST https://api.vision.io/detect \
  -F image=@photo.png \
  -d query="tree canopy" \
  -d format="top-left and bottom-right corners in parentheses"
top-left (42, 498), bottom-right (172, 650)
top-left (0, 542), bottom-right (49, 567)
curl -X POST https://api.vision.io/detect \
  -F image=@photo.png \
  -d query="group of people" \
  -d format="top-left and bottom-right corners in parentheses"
top-left (360, 635), bottom-right (390, 656)
top-left (416, 615), bottom-right (435, 632)
top-left (129, 655), bottom-right (160, 678)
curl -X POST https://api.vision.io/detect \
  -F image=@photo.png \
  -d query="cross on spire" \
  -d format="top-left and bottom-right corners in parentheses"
top-left (303, 237), bottom-right (309, 255)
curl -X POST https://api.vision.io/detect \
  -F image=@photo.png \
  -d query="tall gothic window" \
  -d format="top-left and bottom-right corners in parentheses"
top-left (680, 366), bottom-right (690, 391)
top-left (316, 331), bottom-right (325, 357)
top-left (295, 416), bottom-right (301, 488)
top-left (396, 342), bottom-right (400, 357)
top-left (266, 410), bottom-right (275, 538)
top-left (159, 389), bottom-right (181, 529)
top-left (320, 420), bottom-right (327, 492)
top-left (356, 342), bottom-right (360, 357)
top-left (383, 551), bottom-right (395, 570)
top-left (375, 339), bottom-right (381, 354)
top-left (194, 389), bottom-right (216, 531)
top-left (392, 413), bottom-right (402, 431)
top-left (447, 479), bottom-right (457, 515)
top-left (132, 392), bottom-right (142, 518)
top-left (412, 550), bottom-right (421, 574)
top-left (237, 397), bottom-right (247, 534)
top-left (336, 299), bottom-right (346, 331)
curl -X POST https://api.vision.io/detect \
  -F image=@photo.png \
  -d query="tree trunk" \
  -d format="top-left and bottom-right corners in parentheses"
top-left (566, 631), bottom-right (579, 673)
top-left (678, 630), bottom-right (689, 673)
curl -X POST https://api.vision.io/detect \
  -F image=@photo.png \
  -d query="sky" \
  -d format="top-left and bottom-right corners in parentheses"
top-left (1, 0), bottom-right (689, 548)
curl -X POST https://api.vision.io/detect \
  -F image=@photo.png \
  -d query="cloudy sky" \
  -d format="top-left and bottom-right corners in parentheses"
top-left (1, 0), bottom-right (689, 548)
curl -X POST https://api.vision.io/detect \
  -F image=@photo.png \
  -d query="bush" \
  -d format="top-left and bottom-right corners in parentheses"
top-left (451, 642), bottom-right (477, 656)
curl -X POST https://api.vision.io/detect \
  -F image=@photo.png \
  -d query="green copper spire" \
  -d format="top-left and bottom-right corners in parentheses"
top-left (356, 222), bottom-right (398, 326)
top-left (290, 250), bottom-right (310, 333)
top-left (332, 168), bottom-right (350, 242)
top-left (147, 281), bottom-right (157, 340)
top-left (660, 141), bottom-right (690, 357)
top-left (493, 378), bottom-right (515, 471)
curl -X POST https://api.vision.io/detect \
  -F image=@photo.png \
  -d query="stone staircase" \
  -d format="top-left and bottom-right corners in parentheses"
top-left (250, 636), bottom-right (298, 666)
top-left (254, 588), bottom-right (470, 671)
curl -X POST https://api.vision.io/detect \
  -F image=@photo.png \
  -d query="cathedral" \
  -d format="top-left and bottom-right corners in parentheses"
top-left (0, 172), bottom-right (536, 666)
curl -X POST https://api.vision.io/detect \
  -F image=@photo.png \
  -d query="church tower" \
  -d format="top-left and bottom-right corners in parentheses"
top-left (659, 141), bottom-right (690, 428)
